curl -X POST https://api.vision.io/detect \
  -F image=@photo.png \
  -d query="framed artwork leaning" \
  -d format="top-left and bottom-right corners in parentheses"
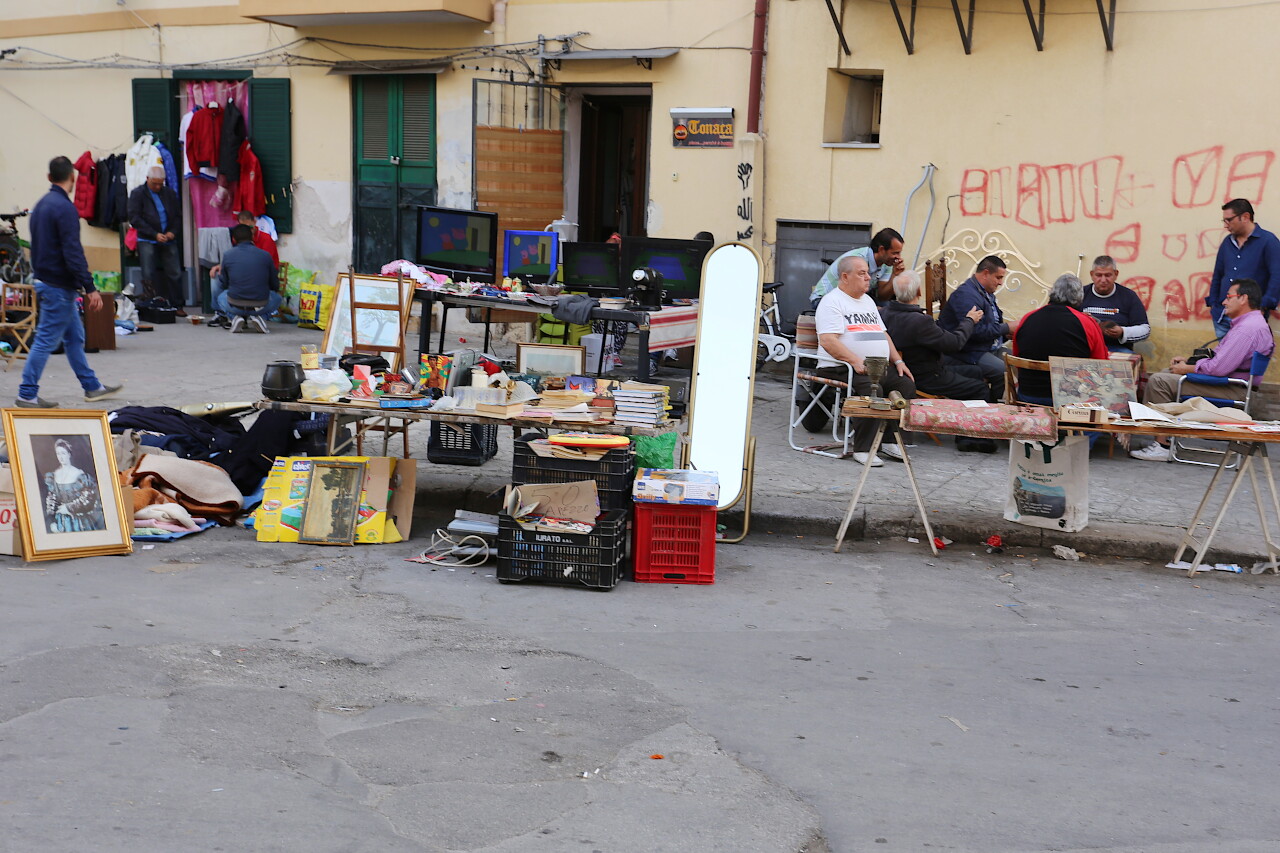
top-left (515, 343), bottom-right (586, 376)
top-left (1048, 356), bottom-right (1138, 416)
top-left (2, 408), bottom-right (133, 561)
top-left (322, 273), bottom-right (414, 371)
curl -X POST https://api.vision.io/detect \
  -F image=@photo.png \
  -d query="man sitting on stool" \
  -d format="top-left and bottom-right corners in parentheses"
top-left (1130, 278), bottom-right (1275, 462)
top-left (814, 254), bottom-right (915, 467)
top-left (215, 223), bottom-right (279, 334)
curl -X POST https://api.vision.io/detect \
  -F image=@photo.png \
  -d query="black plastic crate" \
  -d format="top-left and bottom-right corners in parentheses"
top-left (427, 422), bottom-right (499, 466)
top-left (497, 510), bottom-right (628, 589)
top-left (511, 434), bottom-right (636, 512)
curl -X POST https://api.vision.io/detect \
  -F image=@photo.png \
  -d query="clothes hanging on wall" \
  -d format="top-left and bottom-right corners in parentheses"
top-left (91, 153), bottom-right (127, 229)
top-left (233, 141), bottom-right (266, 218)
top-left (218, 98), bottom-right (247, 183)
top-left (154, 141), bottom-right (179, 193)
top-left (185, 104), bottom-right (223, 174)
top-left (125, 134), bottom-right (163, 193)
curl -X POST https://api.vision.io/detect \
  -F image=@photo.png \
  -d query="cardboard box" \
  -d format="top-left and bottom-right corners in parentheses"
top-left (256, 456), bottom-right (416, 544)
top-left (632, 468), bottom-right (720, 506)
top-left (0, 465), bottom-right (22, 557)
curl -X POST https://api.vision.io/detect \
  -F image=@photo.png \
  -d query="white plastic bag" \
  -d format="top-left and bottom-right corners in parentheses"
top-left (301, 367), bottom-right (353, 402)
top-left (1004, 436), bottom-right (1089, 531)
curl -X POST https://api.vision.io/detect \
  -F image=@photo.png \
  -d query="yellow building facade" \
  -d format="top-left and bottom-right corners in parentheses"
top-left (2, 1), bottom-right (1276, 364)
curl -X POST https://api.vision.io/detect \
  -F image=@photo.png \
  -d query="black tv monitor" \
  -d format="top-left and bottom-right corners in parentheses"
top-left (415, 206), bottom-right (498, 282)
top-left (502, 230), bottom-right (560, 284)
top-left (620, 237), bottom-right (711, 301)
top-left (561, 242), bottom-right (622, 295)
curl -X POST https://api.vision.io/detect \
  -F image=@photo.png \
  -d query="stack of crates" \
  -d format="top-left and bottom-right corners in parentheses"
top-left (497, 434), bottom-right (638, 588)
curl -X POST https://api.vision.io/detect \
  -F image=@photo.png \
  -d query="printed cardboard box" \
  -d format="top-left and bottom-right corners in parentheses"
top-left (256, 456), bottom-right (416, 544)
top-left (0, 465), bottom-right (21, 557)
top-left (632, 468), bottom-right (720, 506)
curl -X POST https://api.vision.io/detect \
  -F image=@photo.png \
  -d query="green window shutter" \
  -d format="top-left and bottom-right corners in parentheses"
top-left (131, 78), bottom-right (178, 151)
top-left (401, 76), bottom-right (435, 163)
top-left (248, 77), bottom-right (293, 234)
top-left (359, 77), bottom-right (392, 162)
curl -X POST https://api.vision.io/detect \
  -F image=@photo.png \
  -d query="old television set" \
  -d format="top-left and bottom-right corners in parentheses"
top-left (415, 206), bottom-right (498, 282)
top-left (561, 241), bottom-right (622, 295)
top-left (501, 230), bottom-right (559, 284)
top-left (620, 237), bottom-right (711, 302)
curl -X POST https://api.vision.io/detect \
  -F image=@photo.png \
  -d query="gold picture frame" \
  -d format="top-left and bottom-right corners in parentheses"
top-left (297, 460), bottom-right (366, 545)
top-left (515, 343), bottom-right (586, 376)
top-left (2, 409), bottom-right (133, 562)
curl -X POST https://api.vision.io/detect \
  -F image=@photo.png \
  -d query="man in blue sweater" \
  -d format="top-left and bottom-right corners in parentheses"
top-left (1208, 199), bottom-right (1280, 338)
top-left (215, 224), bottom-right (279, 334)
top-left (17, 156), bottom-right (122, 408)
top-left (938, 254), bottom-right (1011, 399)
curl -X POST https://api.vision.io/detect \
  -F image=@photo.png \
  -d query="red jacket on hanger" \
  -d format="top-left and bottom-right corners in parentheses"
top-left (233, 141), bottom-right (267, 218)
top-left (186, 105), bottom-right (223, 173)
top-left (72, 151), bottom-right (98, 219)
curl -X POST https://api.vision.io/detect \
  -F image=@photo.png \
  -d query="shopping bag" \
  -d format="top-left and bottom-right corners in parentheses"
top-left (297, 282), bottom-right (335, 329)
top-left (1004, 435), bottom-right (1089, 531)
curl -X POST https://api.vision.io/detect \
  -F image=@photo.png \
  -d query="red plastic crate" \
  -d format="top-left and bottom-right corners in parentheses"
top-left (632, 502), bottom-right (717, 584)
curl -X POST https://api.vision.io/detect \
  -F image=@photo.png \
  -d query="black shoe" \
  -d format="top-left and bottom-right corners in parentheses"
top-left (957, 436), bottom-right (998, 453)
top-left (207, 316), bottom-right (229, 329)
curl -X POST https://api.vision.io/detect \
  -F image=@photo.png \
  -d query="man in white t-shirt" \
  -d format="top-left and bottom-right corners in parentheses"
top-left (813, 254), bottom-right (915, 466)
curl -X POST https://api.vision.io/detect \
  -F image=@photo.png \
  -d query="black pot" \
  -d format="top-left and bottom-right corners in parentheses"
top-left (262, 360), bottom-right (306, 402)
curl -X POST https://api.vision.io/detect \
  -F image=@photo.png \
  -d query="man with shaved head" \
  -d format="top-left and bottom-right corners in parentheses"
top-left (127, 163), bottom-right (185, 315)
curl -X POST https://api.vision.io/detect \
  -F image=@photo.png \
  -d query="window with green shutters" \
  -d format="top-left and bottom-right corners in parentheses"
top-left (130, 73), bottom-right (293, 234)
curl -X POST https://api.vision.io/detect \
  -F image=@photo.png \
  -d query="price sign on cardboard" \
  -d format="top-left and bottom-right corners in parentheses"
top-left (505, 481), bottom-right (599, 523)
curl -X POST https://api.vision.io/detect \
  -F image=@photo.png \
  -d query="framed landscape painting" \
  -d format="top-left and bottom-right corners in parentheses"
top-left (2, 409), bottom-right (132, 562)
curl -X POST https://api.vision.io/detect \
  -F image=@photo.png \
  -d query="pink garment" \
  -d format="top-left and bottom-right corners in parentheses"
top-left (182, 81), bottom-right (251, 230)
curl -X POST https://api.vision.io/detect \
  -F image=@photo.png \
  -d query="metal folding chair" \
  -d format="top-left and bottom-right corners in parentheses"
top-left (1171, 350), bottom-right (1272, 467)
top-left (788, 349), bottom-right (854, 458)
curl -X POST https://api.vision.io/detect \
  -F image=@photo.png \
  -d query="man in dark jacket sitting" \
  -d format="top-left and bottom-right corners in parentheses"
top-left (215, 224), bottom-right (279, 334)
top-left (881, 270), bottom-right (994, 401)
top-left (126, 165), bottom-right (185, 314)
top-left (937, 254), bottom-right (1011, 399)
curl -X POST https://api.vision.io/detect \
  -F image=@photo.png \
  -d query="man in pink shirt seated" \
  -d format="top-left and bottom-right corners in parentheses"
top-left (1131, 277), bottom-right (1274, 462)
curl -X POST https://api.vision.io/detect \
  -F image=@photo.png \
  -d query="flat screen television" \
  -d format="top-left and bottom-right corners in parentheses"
top-left (501, 230), bottom-right (559, 284)
top-left (561, 241), bottom-right (622, 295)
top-left (415, 206), bottom-right (498, 282)
top-left (620, 237), bottom-right (711, 301)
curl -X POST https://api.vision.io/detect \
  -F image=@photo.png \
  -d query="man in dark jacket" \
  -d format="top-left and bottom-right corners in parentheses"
top-left (127, 165), bottom-right (185, 314)
top-left (215, 223), bottom-right (279, 334)
top-left (17, 156), bottom-right (122, 408)
top-left (881, 270), bottom-right (994, 401)
top-left (938, 254), bottom-right (1011, 398)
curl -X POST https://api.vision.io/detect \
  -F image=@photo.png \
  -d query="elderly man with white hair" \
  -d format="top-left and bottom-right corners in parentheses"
top-left (881, 269), bottom-right (994, 401)
top-left (1010, 273), bottom-right (1109, 405)
top-left (126, 163), bottom-right (185, 315)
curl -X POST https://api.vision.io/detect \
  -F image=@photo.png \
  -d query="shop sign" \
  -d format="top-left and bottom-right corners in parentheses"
top-left (671, 108), bottom-right (734, 148)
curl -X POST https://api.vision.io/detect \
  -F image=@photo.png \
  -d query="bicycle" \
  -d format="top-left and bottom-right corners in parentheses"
top-left (0, 209), bottom-right (33, 284)
top-left (757, 280), bottom-right (795, 366)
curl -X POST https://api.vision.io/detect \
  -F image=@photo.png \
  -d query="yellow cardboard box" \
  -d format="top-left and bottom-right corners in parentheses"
top-left (256, 456), bottom-right (416, 544)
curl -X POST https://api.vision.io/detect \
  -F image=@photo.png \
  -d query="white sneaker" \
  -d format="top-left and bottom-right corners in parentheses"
top-left (880, 443), bottom-right (906, 461)
top-left (853, 452), bottom-right (885, 467)
top-left (249, 315), bottom-right (269, 334)
top-left (229, 316), bottom-right (246, 334)
top-left (1130, 443), bottom-right (1171, 462)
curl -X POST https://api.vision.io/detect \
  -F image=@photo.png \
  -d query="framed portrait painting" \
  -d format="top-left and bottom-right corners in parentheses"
top-left (2, 409), bottom-right (133, 562)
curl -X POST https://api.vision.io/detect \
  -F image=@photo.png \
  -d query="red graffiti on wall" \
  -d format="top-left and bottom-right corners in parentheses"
top-left (1163, 279), bottom-right (1192, 322)
top-left (1198, 228), bottom-right (1222, 259)
top-left (1017, 164), bottom-right (1045, 229)
top-left (1187, 272), bottom-right (1213, 321)
top-left (1124, 276), bottom-right (1156, 311)
top-left (1106, 223), bottom-right (1142, 263)
top-left (1158, 274), bottom-right (1214, 324)
top-left (1161, 234), bottom-right (1188, 262)
top-left (1172, 146), bottom-right (1223, 209)
top-left (1225, 151), bottom-right (1275, 204)
top-left (1079, 156), bottom-right (1123, 220)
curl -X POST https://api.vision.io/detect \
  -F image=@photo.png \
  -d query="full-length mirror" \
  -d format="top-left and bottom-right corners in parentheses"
top-left (687, 242), bottom-right (763, 510)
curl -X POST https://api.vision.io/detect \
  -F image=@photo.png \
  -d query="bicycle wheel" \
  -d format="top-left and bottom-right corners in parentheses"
top-left (0, 233), bottom-right (25, 283)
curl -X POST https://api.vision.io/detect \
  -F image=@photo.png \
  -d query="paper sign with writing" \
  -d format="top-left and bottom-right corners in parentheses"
top-left (505, 481), bottom-right (599, 524)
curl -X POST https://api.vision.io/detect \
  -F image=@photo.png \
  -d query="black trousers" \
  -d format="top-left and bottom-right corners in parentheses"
top-left (814, 365), bottom-right (916, 452)
top-left (138, 240), bottom-right (183, 306)
top-left (917, 363), bottom-right (990, 401)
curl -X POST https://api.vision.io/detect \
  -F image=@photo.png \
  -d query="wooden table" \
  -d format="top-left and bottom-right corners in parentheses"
top-left (254, 398), bottom-right (677, 457)
top-left (833, 405), bottom-right (938, 556)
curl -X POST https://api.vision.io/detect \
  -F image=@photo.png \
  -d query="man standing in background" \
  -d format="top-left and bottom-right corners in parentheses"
top-left (127, 165), bottom-right (185, 316)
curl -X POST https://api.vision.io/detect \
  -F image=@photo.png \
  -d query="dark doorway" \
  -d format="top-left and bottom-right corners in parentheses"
top-left (577, 95), bottom-right (650, 241)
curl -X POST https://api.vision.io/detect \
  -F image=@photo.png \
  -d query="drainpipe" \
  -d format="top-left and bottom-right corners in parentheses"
top-left (492, 0), bottom-right (508, 44)
top-left (746, 0), bottom-right (769, 133)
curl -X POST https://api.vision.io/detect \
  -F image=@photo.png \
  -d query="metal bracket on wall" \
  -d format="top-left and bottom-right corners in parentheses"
top-left (823, 0), bottom-right (852, 56)
top-left (887, 0), bottom-right (917, 55)
top-left (951, 0), bottom-right (976, 55)
top-left (1096, 0), bottom-right (1117, 50)
top-left (1023, 0), bottom-right (1045, 51)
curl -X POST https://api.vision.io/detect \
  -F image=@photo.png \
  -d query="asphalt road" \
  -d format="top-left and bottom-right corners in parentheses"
top-left (4, 527), bottom-right (1280, 852)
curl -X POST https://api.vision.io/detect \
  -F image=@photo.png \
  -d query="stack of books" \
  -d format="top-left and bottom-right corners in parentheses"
top-left (612, 381), bottom-right (669, 427)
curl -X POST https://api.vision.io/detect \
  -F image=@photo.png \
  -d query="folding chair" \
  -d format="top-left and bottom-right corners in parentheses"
top-left (0, 281), bottom-right (37, 370)
top-left (1003, 354), bottom-right (1052, 405)
top-left (789, 349), bottom-right (855, 458)
top-left (1171, 350), bottom-right (1272, 468)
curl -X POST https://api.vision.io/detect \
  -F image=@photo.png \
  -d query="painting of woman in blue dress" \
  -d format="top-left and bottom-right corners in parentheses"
top-left (36, 437), bottom-right (106, 534)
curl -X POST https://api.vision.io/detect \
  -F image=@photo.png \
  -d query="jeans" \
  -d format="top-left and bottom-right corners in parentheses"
top-left (137, 240), bottom-right (183, 306)
top-left (217, 290), bottom-right (281, 319)
top-left (19, 283), bottom-right (100, 400)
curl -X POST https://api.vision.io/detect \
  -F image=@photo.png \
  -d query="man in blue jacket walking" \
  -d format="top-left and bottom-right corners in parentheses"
top-left (937, 254), bottom-right (1010, 401)
top-left (17, 156), bottom-right (122, 408)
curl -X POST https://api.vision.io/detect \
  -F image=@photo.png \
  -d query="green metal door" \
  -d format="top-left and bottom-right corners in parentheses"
top-left (354, 75), bottom-right (437, 274)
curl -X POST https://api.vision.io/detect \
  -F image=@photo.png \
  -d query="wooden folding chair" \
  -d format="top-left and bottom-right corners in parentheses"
top-left (0, 281), bottom-right (37, 370)
top-left (1003, 354), bottom-right (1051, 404)
top-left (344, 267), bottom-right (412, 457)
